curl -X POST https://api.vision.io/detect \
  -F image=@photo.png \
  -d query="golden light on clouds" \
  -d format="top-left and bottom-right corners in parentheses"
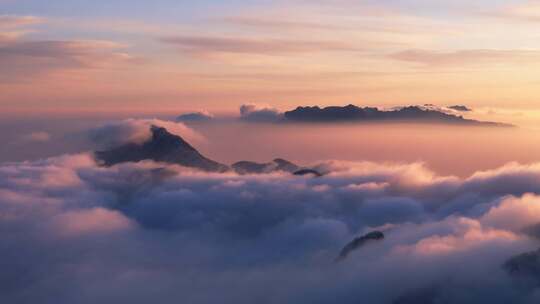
top-left (0, 1), bottom-right (539, 116)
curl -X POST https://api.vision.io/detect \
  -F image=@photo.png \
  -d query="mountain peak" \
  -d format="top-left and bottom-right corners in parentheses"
top-left (148, 125), bottom-right (197, 151)
top-left (150, 125), bottom-right (169, 138)
top-left (95, 126), bottom-right (229, 172)
top-left (232, 158), bottom-right (300, 174)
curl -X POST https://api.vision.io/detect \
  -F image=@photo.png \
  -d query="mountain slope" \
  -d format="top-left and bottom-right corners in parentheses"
top-left (232, 158), bottom-right (300, 174)
top-left (336, 231), bottom-right (385, 261)
top-left (95, 125), bottom-right (229, 172)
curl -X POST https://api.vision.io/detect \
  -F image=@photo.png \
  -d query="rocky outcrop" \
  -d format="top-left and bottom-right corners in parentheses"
top-left (293, 169), bottom-right (323, 177)
top-left (232, 158), bottom-right (300, 174)
top-left (95, 126), bottom-right (229, 172)
top-left (503, 248), bottom-right (540, 283)
top-left (336, 231), bottom-right (384, 261)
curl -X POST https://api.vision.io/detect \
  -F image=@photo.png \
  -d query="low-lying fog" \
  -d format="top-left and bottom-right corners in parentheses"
top-left (2, 112), bottom-right (538, 177)
top-left (4, 112), bottom-right (540, 303)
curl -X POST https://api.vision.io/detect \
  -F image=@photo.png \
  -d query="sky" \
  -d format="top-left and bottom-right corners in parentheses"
top-left (2, 0), bottom-right (540, 113)
top-left (5, 2), bottom-right (540, 303)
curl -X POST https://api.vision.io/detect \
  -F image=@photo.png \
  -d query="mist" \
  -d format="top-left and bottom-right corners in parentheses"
top-left (2, 112), bottom-right (537, 177)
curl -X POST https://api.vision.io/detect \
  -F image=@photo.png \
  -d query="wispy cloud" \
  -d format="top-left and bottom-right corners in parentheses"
top-left (0, 15), bottom-right (44, 42)
top-left (0, 40), bottom-right (139, 81)
top-left (22, 131), bottom-right (51, 143)
top-left (485, 1), bottom-right (540, 23)
top-left (219, 16), bottom-right (346, 31)
top-left (159, 35), bottom-right (364, 56)
top-left (0, 16), bottom-right (141, 82)
top-left (0, 15), bottom-right (43, 29)
top-left (390, 49), bottom-right (540, 66)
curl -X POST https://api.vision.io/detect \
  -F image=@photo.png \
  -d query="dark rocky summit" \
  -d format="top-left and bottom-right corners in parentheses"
top-left (95, 126), bottom-right (229, 172)
top-left (232, 161), bottom-right (269, 174)
top-left (503, 248), bottom-right (540, 283)
top-left (284, 104), bottom-right (511, 126)
top-left (273, 158), bottom-right (301, 173)
top-left (95, 125), bottom-right (328, 176)
top-left (448, 105), bottom-right (472, 112)
top-left (336, 231), bottom-right (384, 261)
top-left (176, 112), bottom-right (213, 122)
top-left (232, 158), bottom-right (300, 174)
top-left (293, 169), bottom-right (323, 177)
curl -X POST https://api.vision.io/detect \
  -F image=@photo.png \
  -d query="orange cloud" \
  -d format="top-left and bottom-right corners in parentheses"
top-left (0, 15), bottom-right (43, 29)
top-left (0, 15), bottom-right (141, 83)
top-left (390, 49), bottom-right (540, 66)
top-left (159, 35), bottom-right (364, 56)
top-left (481, 194), bottom-right (540, 232)
top-left (0, 15), bottom-right (43, 42)
top-left (219, 16), bottom-right (347, 31)
top-left (399, 218), bottom-right (520, 256)
top-left (487, 1), bottom-right (540, 23)
top-left (51, 207), bottom-right (135, 237)
top-left (0, 39), bottom-right (140, 81)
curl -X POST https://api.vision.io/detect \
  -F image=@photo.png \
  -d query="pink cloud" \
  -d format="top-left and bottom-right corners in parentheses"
top-left (51, 207), bottom-right (134, 237)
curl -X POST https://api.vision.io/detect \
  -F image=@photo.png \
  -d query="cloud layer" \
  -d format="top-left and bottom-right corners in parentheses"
top-left (0, 15), bottom-right (138, 82)
top-left (390, 49), bottom-right (540, 66)
top-left (2, 146), bottom-right (540, 303)
top-left (87, 118), bottom-right (204, 149)
top-left (239, 103), bottom-right (283, 122)
top-left (159, 35), bottom-right (362, 56)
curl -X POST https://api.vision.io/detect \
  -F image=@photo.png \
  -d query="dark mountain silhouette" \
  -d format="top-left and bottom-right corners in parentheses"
top-left (284, 104), bottom-right (511, 126)
top-left (336, 231), bottom-right (384, 261)
top-left (94, 125), bottom-right (328, 176)
top-left (448, 105), bottom-right (472, 112)
top-left (232, 158), bottom-right (300, 174)
top-left (176, 112), bottom-right (213, 122)
top-left (273, 158), bottom-right (300, 172)
top-left (95, 125), bottom-right (229, 172)
top-left (503, 248), bottom-right (540, 283)
top-left (293, 169), bottom-right (323, 177)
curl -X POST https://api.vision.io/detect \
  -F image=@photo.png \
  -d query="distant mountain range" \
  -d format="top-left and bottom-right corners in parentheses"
top-left (95, 126), bottom-right (322, 175)
top-left (94, 106), bottom-right (511, 174)
top-left (448, 105), bottom-right (472, 112)
top-left (283, 104), bottom-right (512, 126)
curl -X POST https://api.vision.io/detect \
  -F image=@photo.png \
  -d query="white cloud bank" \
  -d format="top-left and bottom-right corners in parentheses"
top-left (239, 103), bottom-right (283, 122)
top-left (2, 151), bottom-right (540, 302)
top-left (88, 118), bottom-right (205, 149)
